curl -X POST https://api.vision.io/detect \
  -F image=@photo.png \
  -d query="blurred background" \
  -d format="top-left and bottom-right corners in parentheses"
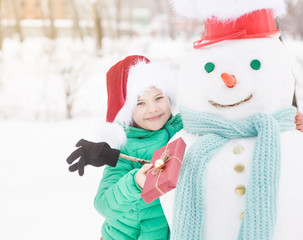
top-left (0, 0), bottom-right (302, 240)
top-left (0, 0), bottom-right (303, 120)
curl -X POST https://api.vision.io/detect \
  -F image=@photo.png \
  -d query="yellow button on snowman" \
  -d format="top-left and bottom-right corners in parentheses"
top-left (160, 0), bottom-right (303, 240)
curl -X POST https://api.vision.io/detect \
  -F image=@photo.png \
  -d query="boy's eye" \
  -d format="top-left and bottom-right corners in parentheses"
top-left (137, 101), bottom-right (144, 106)
top-left (250, 59), bottom-right (261, 70)
top-left (204, 62), bottom-right (215, 73)
top-left (155, 96), bottom-right (164, 101)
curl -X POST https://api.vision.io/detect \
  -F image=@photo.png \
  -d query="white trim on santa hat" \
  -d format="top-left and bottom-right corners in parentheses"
top-left (114, 60), bottom-right (178, 127)
top-left (169, 0), bottom-right (286, 21)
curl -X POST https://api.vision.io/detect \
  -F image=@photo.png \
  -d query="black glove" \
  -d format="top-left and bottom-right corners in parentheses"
top-left (66, 139), bottom-right (120, 176)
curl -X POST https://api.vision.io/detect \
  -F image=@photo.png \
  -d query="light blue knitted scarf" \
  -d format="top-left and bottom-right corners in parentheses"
top-left (172, 107), bottom-right (296, 240)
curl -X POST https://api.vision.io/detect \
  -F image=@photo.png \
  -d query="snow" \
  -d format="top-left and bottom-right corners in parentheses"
top-left (282, 37), bottom-right (303, 111)
top-left (1, 34), bottom-right (303, 240)
top-left (0, 118), bottom-right (105, 240)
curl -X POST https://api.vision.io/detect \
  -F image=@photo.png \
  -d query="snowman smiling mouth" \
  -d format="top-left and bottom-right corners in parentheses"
top-left (209, 94), bottom-right (253, 108)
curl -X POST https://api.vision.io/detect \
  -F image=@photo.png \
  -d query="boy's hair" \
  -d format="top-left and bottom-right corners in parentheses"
top-left (106, 55), bottom-right (177, 127)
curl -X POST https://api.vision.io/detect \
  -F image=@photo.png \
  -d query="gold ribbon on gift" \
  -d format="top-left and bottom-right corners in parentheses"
top-left (147, 144), bottom-right (183, 195)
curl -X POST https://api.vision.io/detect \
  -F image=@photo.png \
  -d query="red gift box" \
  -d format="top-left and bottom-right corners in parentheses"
top-left (141, 137), bottom-right (186, 204)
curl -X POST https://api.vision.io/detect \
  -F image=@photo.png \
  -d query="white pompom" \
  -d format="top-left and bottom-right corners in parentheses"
top-left (94, 122), bottom-right (127, 149)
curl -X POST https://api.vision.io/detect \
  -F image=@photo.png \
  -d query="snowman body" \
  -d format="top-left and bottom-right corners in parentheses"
top-left (171, 129), bottom-right (303, 240)
top-left (162, 36), bottom-right (303, 239)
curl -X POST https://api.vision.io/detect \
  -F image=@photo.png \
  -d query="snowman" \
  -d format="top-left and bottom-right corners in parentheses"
top-left (160, 0), bottom-right (303, 239)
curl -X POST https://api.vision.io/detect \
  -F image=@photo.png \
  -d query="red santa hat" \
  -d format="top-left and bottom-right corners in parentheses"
top-left (106, 55), bottom-right (177, 126)
top-left (170, 0), bottom-right (286, 48)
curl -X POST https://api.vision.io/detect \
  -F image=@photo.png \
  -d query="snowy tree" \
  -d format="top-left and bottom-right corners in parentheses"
top-left (60, 65), bottom-right (81, 119)
top-left (280, 0), bottom-right (303, 39)
top-left (47, 0), bottom-right (56, 39)
top-left (0, 0), bottom-right (3, 50)
top-left (11, 0), bottom-right (23, 42)
top-left (91, 0), bottom-right (104, 51)
top-left (69, 0), bottom-right (83, 41)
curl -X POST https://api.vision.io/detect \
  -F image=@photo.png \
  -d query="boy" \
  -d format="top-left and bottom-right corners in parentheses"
top-left (68, 55), bottom-right (182, 240)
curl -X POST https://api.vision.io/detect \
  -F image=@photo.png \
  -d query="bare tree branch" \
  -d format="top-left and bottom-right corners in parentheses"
top-left (60, 63), bottom-right (86, 119)
top-left (128, 0), bottom-right (134, 37)
top-left (0, 0), bottom-right (3, 50)
top-left (92, 0), bottom-right (103, 51)
top-left (115, 0), bottom-right (121, 38)
top-left (11, 0), bottom-right (23, 42)
top-left (70, 0), bottom-right (83, 41)
top-left (48, 0), bottom-right (56, 39)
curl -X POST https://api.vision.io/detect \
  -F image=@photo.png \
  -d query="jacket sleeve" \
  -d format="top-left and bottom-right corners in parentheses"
top-left (94, 157), bottom-right (143, 220)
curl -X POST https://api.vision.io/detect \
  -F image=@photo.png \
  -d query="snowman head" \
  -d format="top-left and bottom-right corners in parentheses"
top-left (178, 35), bottom-right (295, 120)
top-left (172, 0), bottom-right (294, 120)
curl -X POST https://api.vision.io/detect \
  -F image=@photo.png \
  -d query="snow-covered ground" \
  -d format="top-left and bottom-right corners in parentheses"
top-left (1, 35), bottom-right (303, 240)
top-left (0, 118), bottom-right (105, 240)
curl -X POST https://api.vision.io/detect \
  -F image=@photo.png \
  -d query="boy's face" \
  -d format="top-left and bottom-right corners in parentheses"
top-left (132, 87), bottom-right (171, 131)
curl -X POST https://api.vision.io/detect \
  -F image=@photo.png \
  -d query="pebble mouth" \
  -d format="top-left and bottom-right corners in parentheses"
top-left (209, 94), bottom-right (253, 108)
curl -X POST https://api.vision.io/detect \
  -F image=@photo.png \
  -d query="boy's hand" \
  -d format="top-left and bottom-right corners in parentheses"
top-left (66, 139), bottom-right (120, 176)
top-left (135, 163), bottom-right (153, 189)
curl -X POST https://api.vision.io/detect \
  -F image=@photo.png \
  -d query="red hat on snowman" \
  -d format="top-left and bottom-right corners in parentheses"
top-left (106, 55), bottom-right (177, 126)
top-left (170, 0), bottom-right (286, 48)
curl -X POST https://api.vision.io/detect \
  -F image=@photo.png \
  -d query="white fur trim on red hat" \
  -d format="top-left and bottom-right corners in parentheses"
top-left (169, 0), bottom-right (286, 21)
top-left (114, 60), bottom-right (178, 126)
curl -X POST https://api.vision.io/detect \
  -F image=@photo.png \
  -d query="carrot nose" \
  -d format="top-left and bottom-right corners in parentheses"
top-left (221, 73), bottom-right (237, 88)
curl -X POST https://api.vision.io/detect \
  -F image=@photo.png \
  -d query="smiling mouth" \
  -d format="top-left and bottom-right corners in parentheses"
top-left (146, 114), bottom-right (162, 121)
top-left (209, 94), bottom-right (253, 108)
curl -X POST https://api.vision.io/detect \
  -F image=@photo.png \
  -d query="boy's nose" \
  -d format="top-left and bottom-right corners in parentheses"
top-left (147, 104), bottom-right (158, 113)
top-left (221, 72), bottom-right (237, 88)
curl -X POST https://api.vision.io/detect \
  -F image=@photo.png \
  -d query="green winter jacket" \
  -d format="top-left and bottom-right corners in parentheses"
top-left (94, 114), bottom-right (183, 240)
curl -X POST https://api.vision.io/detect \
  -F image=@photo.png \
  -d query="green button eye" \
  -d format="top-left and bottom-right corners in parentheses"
top-left (250, 59), bottom-right (261, 70)
top-left (204, 62), bottom-right (215, 73)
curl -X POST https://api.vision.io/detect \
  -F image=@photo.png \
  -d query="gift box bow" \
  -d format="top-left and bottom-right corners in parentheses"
top-left (147, 146), bottom-right (183, 195)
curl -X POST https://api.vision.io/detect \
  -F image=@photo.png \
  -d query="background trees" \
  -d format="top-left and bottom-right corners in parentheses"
top-left (0, 0), bottom-right (302, 120)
